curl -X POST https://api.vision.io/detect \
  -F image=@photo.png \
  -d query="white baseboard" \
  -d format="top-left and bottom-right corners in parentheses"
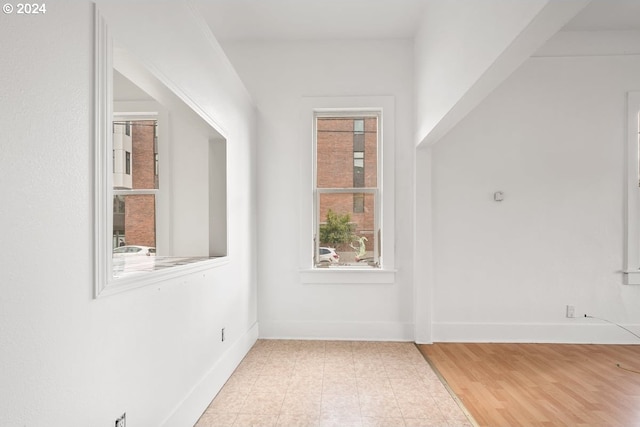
top-left (160, 322), bottom-right (259, 427)
top-left (432, 321), bottom-right (640, 344)
top-left (259, 320), bottom-right (414, 341)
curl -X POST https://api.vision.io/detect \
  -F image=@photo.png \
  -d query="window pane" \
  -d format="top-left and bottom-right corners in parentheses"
top-left (316, 117), bottom-right (377, 189)
top-left (354, 151), bottom-right (364, 187)
top-left (112, 194), bottom-right (156, 253)
top-left (353, 193), bottom-right (364, 213)
top-left (354, 166), bottom-right (364, 187)
top-left (318, 192), bottom-right (376, 266)
top-left (354, 133), bottom-right (364, 152)
top-left (113, 120), bottom-right (158, 190)
top-left (354, 119), bottom-right (364, 134)
top-left (131, 120), bottom-right (159, 190)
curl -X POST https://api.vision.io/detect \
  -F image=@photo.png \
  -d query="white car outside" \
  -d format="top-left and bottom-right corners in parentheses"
top-left (318, 247), bottom-right (339, 263)
top-left (113, 245), bottom-right (156, 257)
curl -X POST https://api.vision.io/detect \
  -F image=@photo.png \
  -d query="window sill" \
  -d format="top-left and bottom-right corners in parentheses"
top-left (97, 256), bottom-right (229, 298)
top-left (299, 268), bottom-right (396, 284)
top-left (624, 270), bottom-right (640, 285)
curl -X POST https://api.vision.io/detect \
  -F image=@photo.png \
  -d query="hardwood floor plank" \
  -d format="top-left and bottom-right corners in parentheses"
top-left (419, 343), bottom-right (640, 427)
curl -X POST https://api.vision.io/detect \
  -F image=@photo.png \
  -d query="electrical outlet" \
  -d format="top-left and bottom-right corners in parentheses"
top-left (566, 305), bottom-right (575, 318)
top-left (221, 327), bottom-right (225, 342)
top-left (115, 413), bottom-right (126, 427)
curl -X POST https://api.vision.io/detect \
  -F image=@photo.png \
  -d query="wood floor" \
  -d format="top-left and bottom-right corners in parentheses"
top-left (418, 343), bottom-right (640, 427)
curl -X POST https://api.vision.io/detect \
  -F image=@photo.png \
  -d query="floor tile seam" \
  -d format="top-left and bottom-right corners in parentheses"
top-left (388, 378), bottom-right (454, 422)
top-left (357, 389), bottom-right (405, 419)
top-left (318, 359), bottom-right (326, 415)
top-left (217, 341), bottom-right (470, 425)
top-left (212, 387), bottom-right (251, 411)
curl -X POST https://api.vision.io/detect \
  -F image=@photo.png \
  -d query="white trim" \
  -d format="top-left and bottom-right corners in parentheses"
top-left (432, 322), bottom-right (640, 344)
top-left (625, 271), bottom-right (640, 285)
top-left (299, 96), bottom-right (395, 283)
top-left (625, 91), bottom-right (640, 285)
top-left (113, 189), bottom-right (159, 196)
top-left (94, 5), bottom-right (113, 298)
top-left (100, 258), bottom-right (230, 298)
top-left (160, 322), bottom-right (259, 427)
top-left (299, 268), bottom-right (395, 284)
top-left (259, 320), bottom-right (413, 342)
top-left (413, 146), bottom-right (433, 344)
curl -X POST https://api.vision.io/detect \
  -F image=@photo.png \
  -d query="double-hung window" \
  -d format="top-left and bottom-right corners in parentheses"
top-left (314, 112), bottom-right (381, 268)
top-left (112, 116), bottom-right (159, 257)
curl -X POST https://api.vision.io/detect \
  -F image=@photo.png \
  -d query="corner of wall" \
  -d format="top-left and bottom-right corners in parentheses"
top-left (160, 322), bottom-right (259, 427)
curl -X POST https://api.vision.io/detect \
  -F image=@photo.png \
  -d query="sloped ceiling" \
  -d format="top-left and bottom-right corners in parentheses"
top-left (563, 0), bottom-right (640, 31)
top-left (194, 0), bottom-right (428, 42)
top-left (196, 0), bottom-right (640, 44)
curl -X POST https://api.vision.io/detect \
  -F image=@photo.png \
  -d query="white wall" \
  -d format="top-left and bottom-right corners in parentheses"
top-left (170, 112), bottom-right (213, 256)
top-left (0, 2), bottom-right (257, 426)
top-left (414, 0), bottom-right (545, 143)
top-left (429, 43), bottom-right (640, 343)
top-left (413, 0), bottom-right (590, 146)
top-left (222, 39), bottom-right (416, 340)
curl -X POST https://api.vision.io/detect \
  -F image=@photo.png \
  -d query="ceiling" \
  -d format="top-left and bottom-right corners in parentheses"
top-left (194, 0), bottom-right (428, 42)
top-left (195, 0), bottom-right (640, 44)
top-left (563, 0), bottom-right (640, 31)
top-left (113, 70), bottom-right (153, 102)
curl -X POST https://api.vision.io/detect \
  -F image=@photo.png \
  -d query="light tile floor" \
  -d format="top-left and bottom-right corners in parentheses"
top-left (195, 340), bottom-right (473, 427)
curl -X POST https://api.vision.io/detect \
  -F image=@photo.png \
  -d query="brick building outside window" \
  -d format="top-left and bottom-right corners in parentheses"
top-left (113, 119), bottom-right (158, 250)
top-left (315, 115), bottom-right (379, 266)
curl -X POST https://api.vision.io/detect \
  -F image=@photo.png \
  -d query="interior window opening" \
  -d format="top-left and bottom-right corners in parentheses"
top-left (106, 66), bottom-right (228, 284)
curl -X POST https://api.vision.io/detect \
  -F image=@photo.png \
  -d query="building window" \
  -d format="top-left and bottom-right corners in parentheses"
top-left (353, 151), bottom-right (364, 188)
top-left (125, 151), bottom-right (131, 175)
top-left (353, 193), bottom-right (364, 213)
top-left (314, 113), bottom-right (380, 267)
top-left (354, 119), bottom-right (364, 134)
top-left (353, 120), bottom-right (365, 213)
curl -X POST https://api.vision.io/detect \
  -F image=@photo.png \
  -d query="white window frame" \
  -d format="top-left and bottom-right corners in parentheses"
top-left (112, 112), bottom-right (162, 263)
top-left (313, 111), bottom-right (381, 268)
top-left (625, 91), bottom-right (640, 284)
top-left (298, 96), bottom-right (396, 284)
